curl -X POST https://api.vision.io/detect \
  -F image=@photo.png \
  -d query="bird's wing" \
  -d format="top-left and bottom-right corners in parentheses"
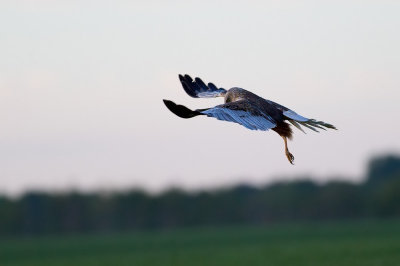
top-left (282, 108), bottom-right (336, 132)
top-left (264, 99), bottom-right (336, 132)
top-left (263, 99), bottom-right (309, 122)
top-left (282, 109), bottom-right (309, 122)
top-left (200, 100), bottom-right (276, 131)
top-left (179, 74), bottom-right (227, 98)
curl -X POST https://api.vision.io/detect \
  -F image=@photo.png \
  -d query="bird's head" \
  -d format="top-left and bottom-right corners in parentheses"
top-left (225, 87), bottom-right (245, 103)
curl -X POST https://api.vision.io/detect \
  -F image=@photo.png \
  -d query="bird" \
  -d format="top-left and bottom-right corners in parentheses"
top-left (163, 74), bottom-right (336, 164)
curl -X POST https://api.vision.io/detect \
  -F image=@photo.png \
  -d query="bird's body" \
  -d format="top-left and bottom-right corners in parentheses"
top-left (224, 87), bottom-right (293, 136)
top-left (163, 74), bottom-right (336, 164)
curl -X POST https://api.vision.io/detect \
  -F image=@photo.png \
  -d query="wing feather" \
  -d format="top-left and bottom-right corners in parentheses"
top-left (288, 120), bottom-right (306, 134)
top-left (200, 101), bottom-right (276, 131)
top-left (179, 74), bottom-right (227, 98)
top-left (283, 109), bottom-right (309, 122)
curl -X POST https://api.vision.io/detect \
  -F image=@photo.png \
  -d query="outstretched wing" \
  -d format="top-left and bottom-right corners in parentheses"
top-left (283, 108), bottom-right (337, 132)
top-left (263, 99), bottom-right (337, 132)
top-left (200, 100), bottom-right (276, 131)
top-left (179, 74), bottom-right (227, 98)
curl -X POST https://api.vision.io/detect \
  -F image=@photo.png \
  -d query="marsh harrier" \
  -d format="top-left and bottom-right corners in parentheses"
top-left (163, 75), bottom-right (336, 164)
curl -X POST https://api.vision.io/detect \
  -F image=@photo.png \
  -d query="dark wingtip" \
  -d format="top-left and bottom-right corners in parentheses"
top-left (163, 99), bottom-right (178, 114)
top-left (323, 123), bottom-right (337, 130)
top-left (163, 99), bottom-right (176, 113)
top-left (184, 74), bottom-right (193, 82)
top-left (163, 99), bottom-right (201, 119)
top-left (194, 77), bottom-right (207, 92)
top-left (178, 74), bottom-right (199, 98)
top-left (163, 99), bottom-right (172, 106)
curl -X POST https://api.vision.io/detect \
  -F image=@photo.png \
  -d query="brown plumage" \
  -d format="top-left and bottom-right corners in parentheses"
top-left (163, 74), bottom-right (336, 164)
top-left (272, 122), bottom-right (293, 140)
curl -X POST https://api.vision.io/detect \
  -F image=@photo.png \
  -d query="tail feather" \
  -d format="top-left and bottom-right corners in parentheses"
top-left (314, 120), bottom-right (337, 130)
top-left (307, 121), bottom-right (326, 131)
top-left (298, 121), bottom-right (320, 132)
top-left (288, 120), bottom-right (306, 134)
top-left (295, 119), bottom-right (337, 133)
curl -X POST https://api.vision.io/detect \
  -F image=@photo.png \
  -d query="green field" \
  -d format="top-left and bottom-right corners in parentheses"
top-left (1, 220), bottom-right (400, 266)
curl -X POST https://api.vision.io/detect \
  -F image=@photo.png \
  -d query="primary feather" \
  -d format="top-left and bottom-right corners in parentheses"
top-left (179, 74), bottom-right (227, 98)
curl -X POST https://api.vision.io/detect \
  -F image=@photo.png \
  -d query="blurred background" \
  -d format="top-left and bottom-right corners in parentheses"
top-left (1, 1), bottom-right (400, 266)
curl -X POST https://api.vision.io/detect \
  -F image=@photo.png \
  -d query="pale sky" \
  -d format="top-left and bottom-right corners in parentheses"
top-left (1, 1), bottom-right (399, 196)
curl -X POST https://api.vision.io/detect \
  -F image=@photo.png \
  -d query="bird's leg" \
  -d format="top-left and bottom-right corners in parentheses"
top-left (282, 136), bottom-right (295, 165)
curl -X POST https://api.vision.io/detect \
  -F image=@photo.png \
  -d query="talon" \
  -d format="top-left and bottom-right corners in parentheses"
top-left (281, 135), bottom-right (295, 165)
top-left (285, 150), bottom-right (295, 165)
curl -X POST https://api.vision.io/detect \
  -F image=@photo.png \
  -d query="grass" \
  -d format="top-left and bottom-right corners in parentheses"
top-left (1, 219), bottom-right (400, 266)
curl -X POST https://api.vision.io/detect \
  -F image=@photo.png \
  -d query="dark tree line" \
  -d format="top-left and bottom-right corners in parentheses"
top-left (1, 154), bottom-right (400, 236)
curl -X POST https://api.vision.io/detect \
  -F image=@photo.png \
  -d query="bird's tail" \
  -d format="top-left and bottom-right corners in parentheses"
top-left (163, 99), bottom-right (206, 119)
top-left (288, 119), bottom-right (337, 133)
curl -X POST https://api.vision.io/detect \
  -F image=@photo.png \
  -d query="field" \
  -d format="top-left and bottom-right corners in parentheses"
top-left (1, 219), bottom-right (400, 266)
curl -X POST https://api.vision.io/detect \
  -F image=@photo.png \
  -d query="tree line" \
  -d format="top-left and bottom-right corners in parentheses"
top-left (1, 154), bottom-right (400, 236)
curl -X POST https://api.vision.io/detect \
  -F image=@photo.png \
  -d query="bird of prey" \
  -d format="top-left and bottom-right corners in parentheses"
top-left (163, 74), bottom-right (336, 164)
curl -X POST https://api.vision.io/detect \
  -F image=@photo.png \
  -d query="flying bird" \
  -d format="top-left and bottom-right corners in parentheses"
top-left (163, 74), bottom-right (336, 164)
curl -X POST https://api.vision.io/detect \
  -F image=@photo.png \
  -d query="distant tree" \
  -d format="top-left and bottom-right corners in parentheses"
top-left (365, 155), bottom-right (400, 186)
top-left (1, 154), bottom-right (400, 236)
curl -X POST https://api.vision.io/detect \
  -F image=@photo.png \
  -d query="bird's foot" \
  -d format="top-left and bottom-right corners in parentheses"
top-left (285, 150), bottom-right (295, 165)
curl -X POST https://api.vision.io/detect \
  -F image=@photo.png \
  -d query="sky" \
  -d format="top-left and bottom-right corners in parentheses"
top-left (1, 1), bottom-right (399, 197)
